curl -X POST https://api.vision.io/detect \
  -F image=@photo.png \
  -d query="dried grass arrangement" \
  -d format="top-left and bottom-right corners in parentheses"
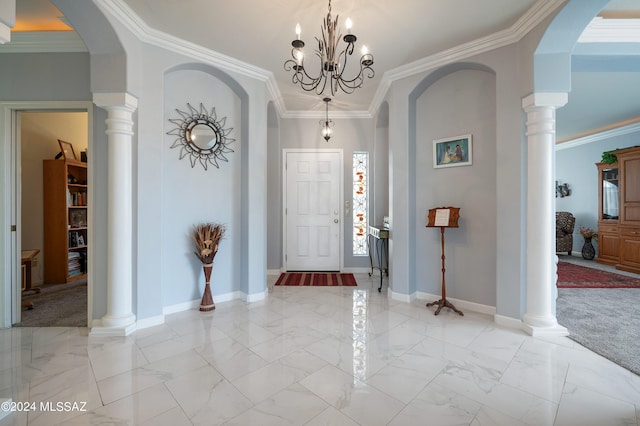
top-left (193, 223), bottom-right (225, 265)
top-left (192, 223), bottom-right (226, 311)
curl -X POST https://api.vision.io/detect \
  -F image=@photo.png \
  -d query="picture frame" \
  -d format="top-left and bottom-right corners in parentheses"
top-left (70, 209), bottom-right (87, 228)
top-left (433, 134), bottom-right (472, 169)
top-left (58, 139), bottom-right (77, 161)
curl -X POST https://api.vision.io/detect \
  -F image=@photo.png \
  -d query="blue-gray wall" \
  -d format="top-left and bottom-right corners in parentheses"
top-left (414, 68), bottom-right (497, 307)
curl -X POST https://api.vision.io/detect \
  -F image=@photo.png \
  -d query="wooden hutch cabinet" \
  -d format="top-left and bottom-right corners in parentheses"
top-left (43, 159), bottom-right (88, 284)
top-left (596, 146), bottom-right (640, 273)
top-left (596, 162), bottom-right (620, 265)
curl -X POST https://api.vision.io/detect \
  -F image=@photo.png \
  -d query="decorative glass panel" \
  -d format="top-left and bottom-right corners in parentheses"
top-left (353, 152), bottom-right (368, 255)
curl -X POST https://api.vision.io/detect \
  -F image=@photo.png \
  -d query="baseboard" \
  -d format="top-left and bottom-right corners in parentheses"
top-left (341, 267), bottom-right (371, 274)
top-left (136, 314), bottom-right (165, 330)
top-left (163, 299), bottom-right (200, 315)
top-left (268, 268), bottom-right (371, 274)
top-left (388, 289), bottom-right (412, 303)
top-left (158, 289), bottom-right (265, 319)
top-left (414, 291), bottom-right (497, 316)
top-left (246, 290), bottom-right (267, 302)
top-left (494, 314), bottom-right (526, 331)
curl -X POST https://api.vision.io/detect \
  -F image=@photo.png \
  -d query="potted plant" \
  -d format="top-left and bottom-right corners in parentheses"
top-left (192, 223), bottom-right (225, 311)
top-left (578, 226), bottom-right (597, 260)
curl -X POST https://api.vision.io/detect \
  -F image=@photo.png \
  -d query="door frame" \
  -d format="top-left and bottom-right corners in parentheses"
top-left (282, 148), bottom-right (344, 272)
top-left (0, 101), bottom-right (94, 327)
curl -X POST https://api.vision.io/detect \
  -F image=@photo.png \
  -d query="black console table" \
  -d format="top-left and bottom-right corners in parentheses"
top-left (368, 225), bottom-right (389, 292)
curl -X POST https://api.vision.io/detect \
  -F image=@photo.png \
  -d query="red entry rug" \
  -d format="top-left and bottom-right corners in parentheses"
top-left (275, 272), bottom-right (357, 287)
top-left (557, 261), bottom-right (640, 288)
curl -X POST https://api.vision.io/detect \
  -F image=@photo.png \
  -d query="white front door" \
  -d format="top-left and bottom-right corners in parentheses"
top-left (285, 150), bottom-right (342, 271)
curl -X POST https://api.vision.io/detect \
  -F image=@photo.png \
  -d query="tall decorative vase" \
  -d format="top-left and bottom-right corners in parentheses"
top-left (200, 263), bottom-right (215, 311)
top-left (581, 237), bottom-right (595, 260)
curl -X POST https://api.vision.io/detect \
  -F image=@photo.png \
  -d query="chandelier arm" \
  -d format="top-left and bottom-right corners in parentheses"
top-left (314, 73), bottom-right (331, 95)
top-left (335, 47), bottom-right (350, 79)
top-left (299, 61), bottom-right (324, 92)
top-left (345, 40), bottom-right (354, 56)
top-left (335, 60), bottom-right (375, 87)
top-left (284, 49), bottom-right (327, 93)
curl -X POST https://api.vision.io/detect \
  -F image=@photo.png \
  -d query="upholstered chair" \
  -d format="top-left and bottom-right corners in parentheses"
top-left (556, 211), bottom-right (575, 255)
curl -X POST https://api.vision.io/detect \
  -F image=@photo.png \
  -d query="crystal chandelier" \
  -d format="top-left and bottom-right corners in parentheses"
top-left (320, 98), bottom-right (334, 141)
top-left (284, 0), bottom-right (374, 96)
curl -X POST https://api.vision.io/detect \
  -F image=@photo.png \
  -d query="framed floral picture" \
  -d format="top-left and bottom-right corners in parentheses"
top-left (433, 134), bottom-right (472, 168)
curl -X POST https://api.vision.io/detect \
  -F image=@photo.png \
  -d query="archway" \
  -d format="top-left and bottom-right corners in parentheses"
top-left (524, 0), bottom-right (610, 335)
top-left (406, 63), bottom-right (497, 305)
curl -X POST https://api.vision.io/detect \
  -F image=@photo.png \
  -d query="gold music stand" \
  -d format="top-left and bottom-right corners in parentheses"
top-left (426, 207), bottom-right (463, 316)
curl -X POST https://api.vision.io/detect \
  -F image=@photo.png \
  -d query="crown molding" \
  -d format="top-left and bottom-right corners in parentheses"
top-left (0, 31), bottom-right (87, 53)
top-left (2, 0), bottom-right (565, 119)
top-left (94, 0), bottom-right (285, 117)
top-left (578, 17), bottom-right (640, 43)
top-left (556, 118), bottom-right (640, 151)
top-left (369, 0), bottom-right (565, 115)
top-left (98, 0), bottom-right (564, 119)
top-left (281, 110), bottom-right (372, 120)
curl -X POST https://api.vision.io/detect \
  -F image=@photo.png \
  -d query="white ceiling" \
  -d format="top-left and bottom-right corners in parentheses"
top-left (11, 0), bottom-right (640, 141)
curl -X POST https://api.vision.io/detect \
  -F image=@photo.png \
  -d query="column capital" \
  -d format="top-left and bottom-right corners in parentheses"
top-left (522, 92), bottom-right (568, 111)
top-left (93, 92), bottom-right (138, 111)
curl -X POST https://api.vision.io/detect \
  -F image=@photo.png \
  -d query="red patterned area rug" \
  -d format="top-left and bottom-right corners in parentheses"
top-left (275, 272), bottom-right (357, 286)
top-left (557, 261), bottom-right (640, 288)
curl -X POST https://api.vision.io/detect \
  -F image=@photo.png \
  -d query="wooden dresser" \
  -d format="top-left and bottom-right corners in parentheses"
top-left (596, 146), bottom-right (640, 274)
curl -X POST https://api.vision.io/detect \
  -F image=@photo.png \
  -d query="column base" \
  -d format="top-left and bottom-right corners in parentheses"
top-left (522, 313), bottom-right (568, 337)
top-left (90, 314), bottom-right (137, 336)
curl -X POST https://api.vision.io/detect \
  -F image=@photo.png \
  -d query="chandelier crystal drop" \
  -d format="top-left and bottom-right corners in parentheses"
top-left (284, 0), bottom-right (374, 96)
top-left (320, 97), bottom-right (334, 142)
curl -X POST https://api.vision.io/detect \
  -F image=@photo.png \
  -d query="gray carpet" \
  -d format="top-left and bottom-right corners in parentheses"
top-left (556, 287), bottom-right (640, 376)
top-left (19, 280), bottom-right (87, 327)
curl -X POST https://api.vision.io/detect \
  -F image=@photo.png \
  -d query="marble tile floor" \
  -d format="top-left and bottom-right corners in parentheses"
top-left (1, 274), bottom-right (639, 426)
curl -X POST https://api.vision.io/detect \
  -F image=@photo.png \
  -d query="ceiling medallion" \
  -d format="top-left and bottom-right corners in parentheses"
top-left (167, 103), bottom-right (235, 170)
top-left (284, 0), bottom-right (374, 96)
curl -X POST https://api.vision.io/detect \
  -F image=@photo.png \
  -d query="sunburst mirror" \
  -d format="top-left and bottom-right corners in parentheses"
top-left (167, 103), bottom-right (235, 170)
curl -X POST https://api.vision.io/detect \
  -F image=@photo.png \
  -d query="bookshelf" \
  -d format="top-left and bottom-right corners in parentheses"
top-left (43, 159), bottom-right (88, 284)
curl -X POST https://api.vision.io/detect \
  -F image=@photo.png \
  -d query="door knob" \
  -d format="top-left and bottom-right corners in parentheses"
top-left (334, 219), bottom-right (339, 223)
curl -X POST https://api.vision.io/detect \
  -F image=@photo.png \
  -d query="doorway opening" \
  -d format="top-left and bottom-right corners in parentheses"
top-left (12, 109), bottom-right (91, 327)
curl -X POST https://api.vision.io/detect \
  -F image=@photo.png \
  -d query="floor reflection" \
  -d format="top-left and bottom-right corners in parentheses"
top-left (352, 289), bottom-right (367, 384)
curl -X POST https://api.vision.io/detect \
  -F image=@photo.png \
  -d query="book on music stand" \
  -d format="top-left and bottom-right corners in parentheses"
top-left (426, 207), bottom-right (463, 316)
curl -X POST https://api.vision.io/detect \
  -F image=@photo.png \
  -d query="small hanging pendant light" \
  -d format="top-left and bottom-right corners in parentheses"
top-left (320, 97), bottom-right (334, 142)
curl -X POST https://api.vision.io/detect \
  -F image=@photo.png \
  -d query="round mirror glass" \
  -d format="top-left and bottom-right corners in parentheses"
top-left (189, 123), bottom-right (218, 150)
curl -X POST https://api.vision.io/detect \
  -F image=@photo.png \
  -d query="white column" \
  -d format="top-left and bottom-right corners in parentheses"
top-left (91, 92), bottom-right (137, 336)
top-left (522, 93), bottom-right (568, 336)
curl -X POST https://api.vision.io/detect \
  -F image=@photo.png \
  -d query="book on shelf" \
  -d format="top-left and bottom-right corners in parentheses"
top-left (71, 191), bottom-right (87, 206)
top-left (68, 231), bottom-right (87, 248)
top-left (68, 250), bottom-right (86, 276)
